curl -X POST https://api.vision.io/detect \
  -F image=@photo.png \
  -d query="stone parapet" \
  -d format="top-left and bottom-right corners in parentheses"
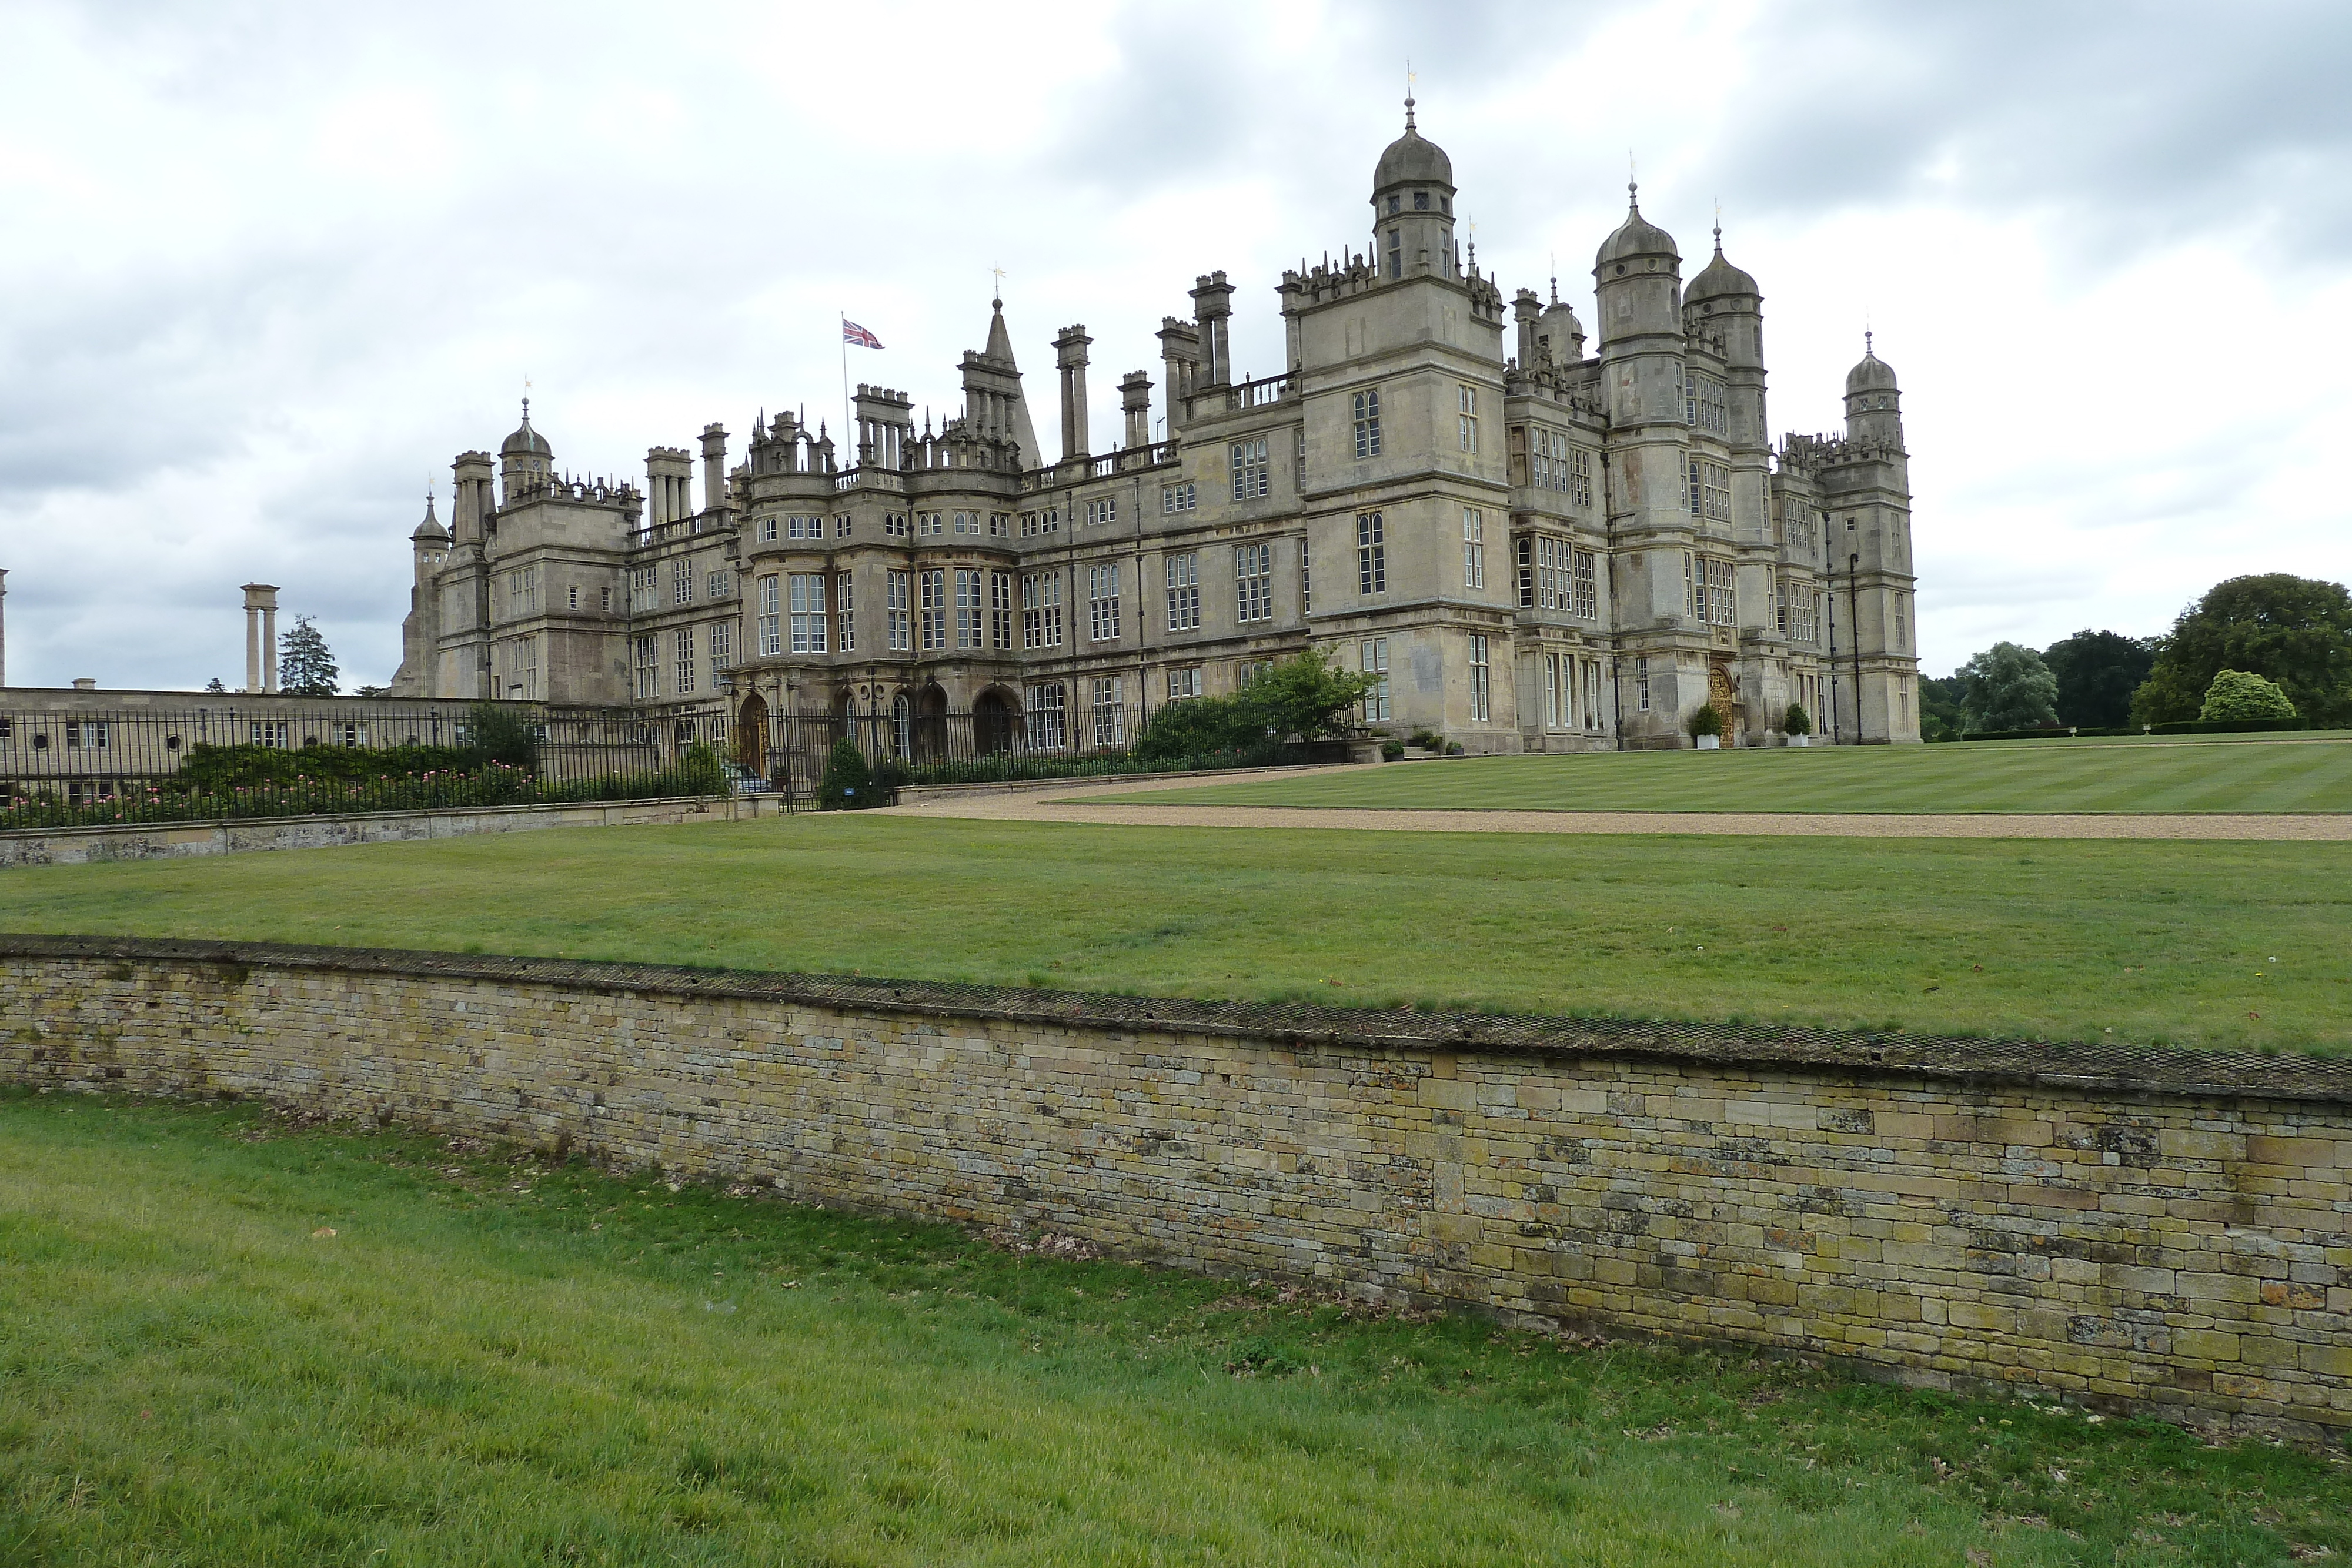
top-left (5, 935), bottom-right (2346, 1440)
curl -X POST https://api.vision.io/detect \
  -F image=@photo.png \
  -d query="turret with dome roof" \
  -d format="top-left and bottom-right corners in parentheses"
top-left (499, 398), bottom-right (552, 501)
top-left (1369, 91), bottom-right (1458, 281)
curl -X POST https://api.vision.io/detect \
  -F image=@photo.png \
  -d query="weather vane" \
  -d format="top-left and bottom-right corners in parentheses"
top-left (990, 263), bottom-right (1007, 305)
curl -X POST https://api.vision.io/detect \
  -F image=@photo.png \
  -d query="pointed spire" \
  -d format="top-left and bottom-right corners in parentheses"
top-left (1865, 328), bottom-right (1875, 359)
top-left (1549, 253), bottom-right (1559, 305)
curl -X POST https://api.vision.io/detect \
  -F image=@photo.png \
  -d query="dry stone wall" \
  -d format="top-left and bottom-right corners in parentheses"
top-left (5, 935), bottom-right (2347, 1440)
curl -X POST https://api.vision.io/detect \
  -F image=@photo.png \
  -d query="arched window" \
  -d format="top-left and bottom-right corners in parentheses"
top-left (892, 693), bottom-right (911, 760)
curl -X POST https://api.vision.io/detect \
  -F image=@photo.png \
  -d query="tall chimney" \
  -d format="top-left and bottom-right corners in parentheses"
top-left (1053, 326), bottom-right (1093, 461)
top-left (700, 423), bottom-right (729, 513)
top-left (243, 583), bottom-right (279, 693)
top-left (1119, 371), bottom-right (1152, 450)
top-left (1188, 272), bottom-right (1235, 387)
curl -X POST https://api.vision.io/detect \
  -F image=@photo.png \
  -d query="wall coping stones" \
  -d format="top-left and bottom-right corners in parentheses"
top-left (8, 931), bottom-right (2347, 1105)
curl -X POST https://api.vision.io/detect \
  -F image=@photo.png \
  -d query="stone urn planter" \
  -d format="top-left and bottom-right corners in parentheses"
top-left (1695, 735), bottom-right (1721, 751)
top-left (1788, 735), bottom-right (1809, 747)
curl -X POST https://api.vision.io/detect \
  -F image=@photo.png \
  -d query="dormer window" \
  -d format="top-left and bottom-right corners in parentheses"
top-left (1414, 190), bottom-right (1429, 211)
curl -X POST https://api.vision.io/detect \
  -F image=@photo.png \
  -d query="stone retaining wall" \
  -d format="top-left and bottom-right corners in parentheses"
top-left (5, 935), bottom-right (2347, 1439)
top-left (0, 794), bottom-right (783, 867)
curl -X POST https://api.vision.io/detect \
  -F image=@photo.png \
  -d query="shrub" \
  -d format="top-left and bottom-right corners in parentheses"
top-left (464, 703), bottom-right (542, 773)
top-left (818, 738), bottom-right (874, 810)
top-left (1233, 651), bottom-right (1379, 741)
top-left (1136, 696), bottom-right (1260, 761)
top-left (1688, 704), bottom-right (1723, 740)
top-left (1783, 702), bottom-right (1812, 737)
top-left (2199, 668), bottom-right (2297, 724)
top-left (1408, 730), bottom-right (1442, 751)
top-left (1380, 740), bottom-right (1405, 761)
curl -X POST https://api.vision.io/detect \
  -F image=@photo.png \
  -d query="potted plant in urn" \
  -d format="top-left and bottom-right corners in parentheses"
top-left (1688, 703), bottom-right (1724, 750)
top-left (1784, 701), bottom-right (1812, 747)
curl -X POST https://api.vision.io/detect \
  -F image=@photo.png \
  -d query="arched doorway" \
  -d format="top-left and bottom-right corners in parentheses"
top-left (974, 688), bottom-right (1017, 755)
top-left (1707, 663), bottom-right (1739, 745)
top-left (734, 691), bottom-right (770, 776)
top-left (916, 682), bottom-right (948, 760)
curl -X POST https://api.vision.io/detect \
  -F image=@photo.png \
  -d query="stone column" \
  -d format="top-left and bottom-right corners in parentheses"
top-left (241, 583), bottom-right (278, 693)
top-left (1053, 326), bottom-right (1094, 460)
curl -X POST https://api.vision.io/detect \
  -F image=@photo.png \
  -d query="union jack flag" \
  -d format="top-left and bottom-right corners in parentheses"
top-left (841, 318), bottom-right (884, 350)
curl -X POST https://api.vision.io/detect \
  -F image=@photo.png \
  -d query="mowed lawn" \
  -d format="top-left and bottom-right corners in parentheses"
top-left (5, 1092), bottom-right (2345, 1567)
top-left (4, 815), bottom-right (2348, 1054)
top-left (1093, 735), bottom-right (2352, 814)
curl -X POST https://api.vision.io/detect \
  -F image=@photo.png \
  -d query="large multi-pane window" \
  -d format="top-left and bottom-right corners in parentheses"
top-left (1230, 437), bottom-right (1269, 501)
top-left (1685, 372), bottom-right (1728, 435)
top-left (1162, 482), bottom-right (1196, 514)
top-left (1020, 507), bottom-right (1060, 537)
top-left (887, 570), bottom-right (910, 651)
top-left (1385, 227), bottom-right (1401, 279)
top-left (1635, 655), bottom-right (1651, 712)
top-left (918, 569), bottom-right (947, 650)
top-left (1571, 549), bottom-right (1597, 620)
top-left (633, 634), bottom-right (660, 700)
top-left (1299, 537), bottom-right (1311, 613)
top-left (953, 569), bottom-right (983, 649)
top-left (789, 574), bottom-right (827, 653)
top-left (1167, 667), bottom-right (1202, 701)
top-left (953, 510), bottom-right (978, 536)
top-left (1235, 542), bottom-right (1272, 623)
top-left (884, 512), bottom-right (909, 537)
top-left (1462, 509), bottom-right (1485, 589)
top-left (1469, 635), bottom-right (1491, 721)
top-left (1027, 683), bottom-right (1067, 750)
top-left (1583, 658), bottom-right (1604, 729)
top-left (836, 571), bottom-right (855, 652)
top-left (1357, 511), bottom-right (1385, 594)
top-left (673, 627), bottom-right (696, 693)
top-left (1090, 677), bottom-right (1125, 748)
top-left (671, 560), bottom-right (691, 604)
top-left (1685, 454), bottom-right (1732, 521)
top-left (1535, 536), bottom-right (1567, 609)
top-left (1165, 551), bottom-right (1200, 631)
top-left (1021, 572), bottom-right (1064, 649)
top-left (1525, 429), bottom-right (1593, 506)
top-left (1359, 637), bottom-right (1390, 723)
top-left (502, 564), bottom-right (540, 617)
top-left (787, 514), bottom-right (823, 540)
top-left (1083, 496), bottom-right (1117, 527)
top-left (1087, 564), bottom-right (1121, 642)
top-left (706, 569), bottom-right (730, 600)
top-left (1544, 652), bottom-right (1569, 728)
top-left (757, 574), bottom-right (781, 656)
top-left (759, 516), bottom-right (780, 543)
top-left (836, 513), bottom-right (854, 539)
top-left (1352, 389), bottom-right (1382, 458)
top-left (630, 565), bottom-right (659, 612)
top-left (709, 620), bottom-right (731, 689)
top-left (1703, 557), bottom-right (1736, 626)
top-left (990, 571), bottom-right (1012, 650)
top-left (918, 512), bottom-right (943, 537)
top-left (1457, 385), bottom-right (1479, 453)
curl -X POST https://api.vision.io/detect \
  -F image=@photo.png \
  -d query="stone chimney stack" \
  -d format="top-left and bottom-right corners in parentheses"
top-left (242, 583), bottom-right (279, 694)
top-left (1053, 326), bottom-right (1094, 461)
top-left (700, 423), bottom-right (730, 514)
top-left (1119, 371), bottom-right (1152, 450)
top-left (645, 447), bottom-right (693, 526)
top-left (1156, 317), bottom-right (1201, 432)
top-left (1513, 288), bottom-right (1542, 367)
top-left (1188, 272), bottom-right (1235, 387)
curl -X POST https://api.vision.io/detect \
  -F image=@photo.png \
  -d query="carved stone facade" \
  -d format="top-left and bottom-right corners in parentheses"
top-left (393, 102), bottom-right (1922, 751)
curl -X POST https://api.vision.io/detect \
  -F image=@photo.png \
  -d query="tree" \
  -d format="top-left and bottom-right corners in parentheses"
top-left (2042, 628), bottom-right (2154, 728)
top-left (2199, 669), bottom-right (2297, 723)
top-left (1918, 674), bottom-right (1966, 740)
top-left (1783, 703), bottom-right (1812, 737)
top-left (462, 702), bottom-right (540, 772)
top-left (2131, 574), bottom-right (2352, 727)
top-left (278, 615), bottom-right (339, 696)
top-left (1232, 650), bottom-right (1380, 740)
top-left (1686, 703), bottom-right (1723, 740)
top-left (1956, 641), bottom-right (2059, 733)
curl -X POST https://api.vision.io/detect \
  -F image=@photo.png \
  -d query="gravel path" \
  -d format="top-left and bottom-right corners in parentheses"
top-left (883, 770), bottom-right (2352, 840)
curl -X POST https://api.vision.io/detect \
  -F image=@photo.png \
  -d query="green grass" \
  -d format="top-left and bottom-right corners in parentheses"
top-left (5, 1090), bottom-right (2345, 1566)
top-left (5, 816), bottom-right (2350, 1054)
top-left (1088, 735), bottom-right (2352, 814)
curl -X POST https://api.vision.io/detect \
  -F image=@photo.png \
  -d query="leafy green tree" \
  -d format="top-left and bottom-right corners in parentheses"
top-left (2132, 574), bottom-right (2352, 726)
top-left (1782, 703), bottom-right (1811, 737)
top-left (1957, 642), bottom-right (2059, 733)
top-left (1918, 674), bottom-right (1966, 740)
top-left (818, 737), bottom-right (875, 809)
top-left (2042, 629), bottom-right (2154, 728)
top-left (1232, 650), bottom-right (1380, 740)
top-left (1686, 703), bottom-right (1723, 740)
top-left (1135, 696), bottom-right (1259, 761)
top-left (278, 615), bottom-right (339, 696)
top-left (2199, 669), bottom-right (2297, 723)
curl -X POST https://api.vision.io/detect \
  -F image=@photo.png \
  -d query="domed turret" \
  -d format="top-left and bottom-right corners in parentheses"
top-left (1536, 273), bottom-right (1585, 365)
top-left (1596, 183), bottom-right (1679, 272)
top-left (1843, 333), bottom-right (1903, 444)
top-left (1684, 222), bottom-right (1763, 373)
top-left (1368, 93), bottom-right (1458, 280)
top-left (499, 397), bottom-right (553, 499)
top-left (501, 400), bottom-right (552, 459)
top-left (1592, 182), bottom-right (1682, 350)
top-left (410, 489), bottom-right (448, 543)
top-left (1683, 227), bottom-right (1758, 307)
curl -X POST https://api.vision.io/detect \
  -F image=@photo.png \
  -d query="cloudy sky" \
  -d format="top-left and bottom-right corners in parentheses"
top-left (2, 0), bottom-right (2347, 690)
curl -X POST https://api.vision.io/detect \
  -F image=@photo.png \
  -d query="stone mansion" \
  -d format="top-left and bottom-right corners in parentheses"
top-left (392, 101), bottom-right (1922, 757)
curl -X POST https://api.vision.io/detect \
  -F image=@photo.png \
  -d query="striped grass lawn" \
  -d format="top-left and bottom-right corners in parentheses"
top-left (5, 1090), bottom-right (2345, 1567)
top-left (4, 816), bottom-right (2348, 1054)
top-left (1091, 735), bottom-right (2352, 814)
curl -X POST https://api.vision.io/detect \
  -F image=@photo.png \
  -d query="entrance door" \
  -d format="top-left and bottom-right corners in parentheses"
top-left (734, 692), bottom-right (769, 776)
top-left (1708, 664), bottom-right (1739, 741)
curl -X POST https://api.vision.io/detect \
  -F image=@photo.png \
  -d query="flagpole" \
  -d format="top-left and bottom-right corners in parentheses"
top-left (840, 313), bottom-right (852, 471)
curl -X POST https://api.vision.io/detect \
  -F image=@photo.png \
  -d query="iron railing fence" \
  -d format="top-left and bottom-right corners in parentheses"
top-left (0, 701), bottom-right (740, 829)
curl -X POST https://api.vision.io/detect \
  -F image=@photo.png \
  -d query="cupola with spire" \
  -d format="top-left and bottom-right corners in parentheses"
top-left (499, 397), bottom-right (553, 499)
top-left (410, 487), bottom-right (449, 544)
top-left (1369, 86), bottom-right (1458, 282)
top-left (1593, 178), bottom-right (1682, 348)
top-left (1683, 217), bottom-right (1762, 370)
top-left (1537, 268), bottom-right (1586, 366)
top-left (1844, 332), bottom-right (1902, 444)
